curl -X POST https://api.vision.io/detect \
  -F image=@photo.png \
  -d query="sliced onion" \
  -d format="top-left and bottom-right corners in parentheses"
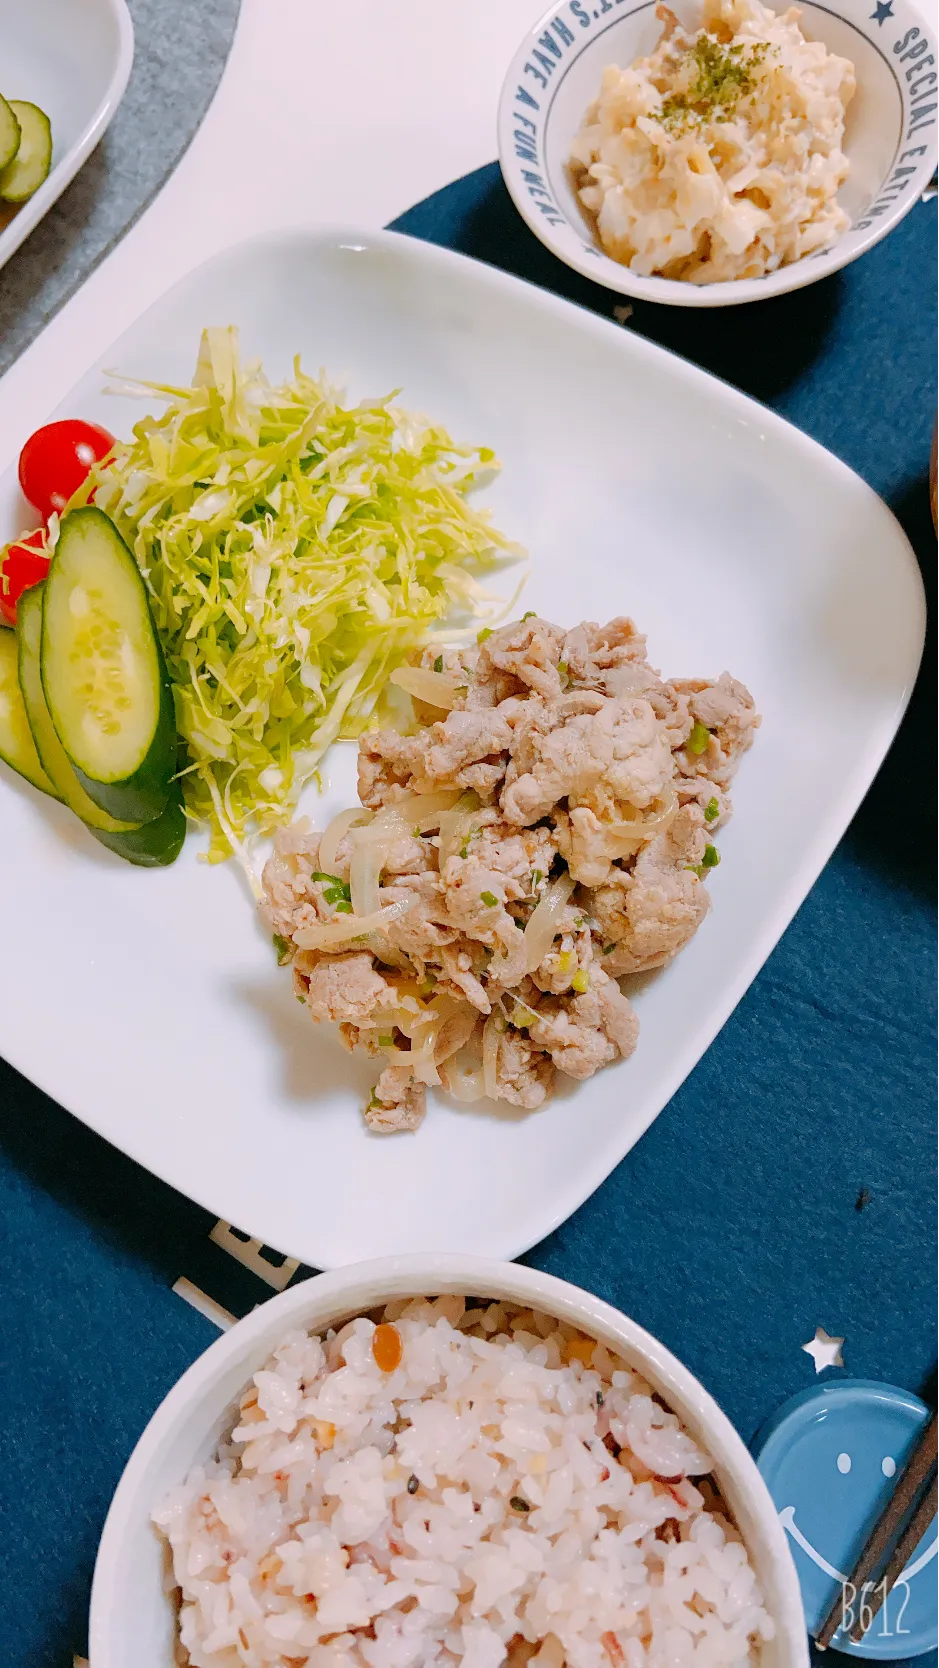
top-left (523, 871), bottom-right (576, 973)
top-left (293, 895), bottom-right (416, 950)
top-left (410, 1018), bottom-right (442, 1086)
top-left (482, 1011), bottom-right (503, 1101)
top-left (435, 1001), bottom-right (479, 1064)
top-left (345, 790), bottom-right (464, 912)
top-left (364, 936), bottom-right (412, 972)
top-left (350, 839), bottom-right (383, 918)
top-left (603, 789), bottom-right (678, 855)
top-left (437, 794), bottom-right (482, 867)
top-left (318, 807), bottom-right (371, 875)
top-left (441, 1043), bottom-right (487, 1103)
top-left (390, 666), bottom-right (462, 710)
top-left (489, 916), bottom-right (527, 989)
top-left (352, 790), bottom-right (462, 842)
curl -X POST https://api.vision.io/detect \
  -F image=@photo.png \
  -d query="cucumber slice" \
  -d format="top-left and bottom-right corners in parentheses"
top-left (0, 624), bottom-right (59, 797)
top-left (17, 585), bottom-right (138, 834)
top-left (0, 101), bottom-right (51, 203)
top-left (92, 784), bottom-right (187, 868)
top-left (41, 507), bottom-right (177, 824)
top-left (0, 95), bottom-right (21, 176)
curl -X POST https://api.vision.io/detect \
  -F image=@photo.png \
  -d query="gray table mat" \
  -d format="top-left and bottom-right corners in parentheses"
top-left (0, 0), bottom-right (242, 373)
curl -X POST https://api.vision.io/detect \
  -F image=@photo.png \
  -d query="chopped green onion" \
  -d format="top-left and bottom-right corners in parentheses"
top-left (272, 932), bottom-right (291, 962)
top-left (378, 1034), bottom-right (395, 1048)
top-left (511, 1004), bottom-right (531, 1028)
top-left (558, 661), bottom-right (568, 679)
top-left (687, 721), bottom-right (710, 755)
top-left (477, 627), bottom-right (493, 643)
top-left (522, 610), bottom-right (535, 621)
top-left (334, 899), bottom-right (354, 913)
top-left (531, 868), bottom-right (543, 888)
top-left (433, 655), bottom-right (444, 673)
top-left (571, 969), bottom-right (589, 994)
top-left (312, 872), bottom-right (351, 899)
top-left (557, 950), bottom-right (576, 974)
top-left (480, 890), bottom-right (499, 909)
top-left (701, 843), bottom-right (720, 869)
top-left (704, 796), bottom-right (719, 823)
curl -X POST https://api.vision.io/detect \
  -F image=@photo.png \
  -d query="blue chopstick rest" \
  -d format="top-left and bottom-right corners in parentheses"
top-left (751, 1381), bottom-right (937, 1657)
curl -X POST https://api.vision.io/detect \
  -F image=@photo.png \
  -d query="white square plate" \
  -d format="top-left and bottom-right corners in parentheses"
top-left (0, 0), bottom-right (133, 271)
top-left (0, 229), bottom-right (924, 1266)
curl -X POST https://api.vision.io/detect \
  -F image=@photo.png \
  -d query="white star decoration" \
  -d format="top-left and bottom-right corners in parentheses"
top-left (802, 1327), bottom-right (845, 1372)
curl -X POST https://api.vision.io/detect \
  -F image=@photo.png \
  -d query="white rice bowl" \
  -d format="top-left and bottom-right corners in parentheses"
top-left (89, 1259), bottom-right (808, 1668)
top-left (156, 1297), bottom-right (773, 1667)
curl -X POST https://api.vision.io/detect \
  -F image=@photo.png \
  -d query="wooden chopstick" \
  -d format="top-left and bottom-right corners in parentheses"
top-left (849, 1471), bottom-right (937, 1643)
top-left (815, 1410), bottom-right (937, 1650)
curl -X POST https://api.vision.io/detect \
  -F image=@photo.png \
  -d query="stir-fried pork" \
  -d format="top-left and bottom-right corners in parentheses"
top-left (261, 617), bottom-right (758, 1131)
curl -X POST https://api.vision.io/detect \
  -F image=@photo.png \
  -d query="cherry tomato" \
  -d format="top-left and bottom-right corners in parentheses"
top-left (18, 419), bottom-right (115, 521)
top-left (0, 529), bottom-right (50, 627)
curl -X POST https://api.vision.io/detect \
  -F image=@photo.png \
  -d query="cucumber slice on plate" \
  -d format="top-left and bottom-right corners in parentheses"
top-left (0, 95), bottom-right (21, 176)
top-left (92, 785), bottom-right (187, 868)
top-left (0, 101), bottom-right (52, 203)
top-left (0, 623), bottom-right (59, 797)
top-left (41, 507), bottom-right (177, 824)
top-left (17, 585), bottom-right (138, 834)
top-left (19, 585), bottom-right (186, 866)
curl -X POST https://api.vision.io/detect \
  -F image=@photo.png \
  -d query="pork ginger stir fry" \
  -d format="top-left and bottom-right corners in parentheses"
top-left (261, 617), bottom-right (759, 1131)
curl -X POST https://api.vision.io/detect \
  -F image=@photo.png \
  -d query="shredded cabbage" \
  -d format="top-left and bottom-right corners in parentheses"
top-left (86, 327), bottom-right (521, 860)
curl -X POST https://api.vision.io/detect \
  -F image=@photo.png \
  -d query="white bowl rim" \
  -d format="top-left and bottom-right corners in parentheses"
top-left (89, 1253), bottom-right (809, 1666)
top-left (497, 0), bottom-right (938, 308)
top-left (0, 0), bottom-right (134, 273)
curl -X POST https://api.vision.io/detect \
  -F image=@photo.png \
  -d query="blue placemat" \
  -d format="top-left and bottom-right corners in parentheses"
top-left (0, 169), bottom-right (935, 1668)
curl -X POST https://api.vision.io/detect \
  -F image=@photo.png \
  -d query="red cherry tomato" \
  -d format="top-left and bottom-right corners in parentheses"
top-left (18, 419), bottom-right (115, 522)
top-left (0, 529), bottom-right (50, 627)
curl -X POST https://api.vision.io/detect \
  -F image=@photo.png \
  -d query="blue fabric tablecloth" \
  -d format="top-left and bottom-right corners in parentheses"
top-left (0, 169), bottom-right (934, 1668)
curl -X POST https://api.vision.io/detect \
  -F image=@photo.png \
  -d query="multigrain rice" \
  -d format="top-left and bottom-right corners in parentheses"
top-left (154, 1298), bottom-right (774, 1667)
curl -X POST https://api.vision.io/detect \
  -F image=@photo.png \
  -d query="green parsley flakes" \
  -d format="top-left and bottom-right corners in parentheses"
top-left (660, 34), bottom-right (770, 132)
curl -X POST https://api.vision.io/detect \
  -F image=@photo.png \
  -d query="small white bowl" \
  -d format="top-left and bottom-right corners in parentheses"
top-left (89, 1255), bottom-right (809, 1667)
top-left (0, 0), bottom-right (133, 273)
top-left (498, 0), bottom-right (938, 307)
